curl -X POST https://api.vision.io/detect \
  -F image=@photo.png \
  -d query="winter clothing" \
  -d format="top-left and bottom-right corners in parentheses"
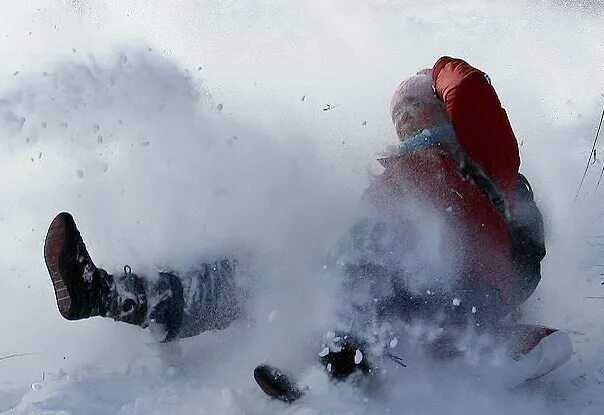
top-left (44, 212), bottom-right (241, 342)
top-left (332, 57), bottom-right (544, 325)
top-left (155, 260), bottom-right (241, 340)
top-left (432, 57), bottom-right (520, 201)
top-left (44, 212), bottom-right (147, 323)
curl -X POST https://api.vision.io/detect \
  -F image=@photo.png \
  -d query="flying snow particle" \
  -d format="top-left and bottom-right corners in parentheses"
top-left (452, 298), bottom-right (461, 307)
top-left (221, 388), bottom-right (237, 407)
top-left (389, 338), bottom-right (398, 348)
top-left (354, 350), bottom-right (363, 364)
top-left (268, 310), bottom-right (278, 323)
top-left (446, 206), bottom-right (453, 213)
top-left (472, 306), bottom-right (477, 314)
top-left (327, 363), bottom-right (332, 372)
top-left (31, 383), bottom-right (42, 391)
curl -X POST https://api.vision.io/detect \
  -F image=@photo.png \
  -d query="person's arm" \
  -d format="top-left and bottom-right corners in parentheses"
top-left (432, 56), bottom-right (520, 200)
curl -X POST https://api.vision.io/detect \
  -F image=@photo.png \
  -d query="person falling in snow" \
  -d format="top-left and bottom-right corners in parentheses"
top-left (43, 57), bottom-right (570, 392)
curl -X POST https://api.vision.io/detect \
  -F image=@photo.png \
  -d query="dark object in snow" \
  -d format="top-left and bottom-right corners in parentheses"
top-left (216, 103), bottom-right (223, 111)
top-left (322, 103), bottom-right (340, 111)
top-left (576, 101), bottom-right (604, 197)
top-left (319, 332), bottom-right (372, 381)
top-left (254, 364), bottom-right (304, 403)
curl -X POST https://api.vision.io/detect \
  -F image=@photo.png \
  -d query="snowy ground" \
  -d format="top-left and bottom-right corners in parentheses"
top-left (0, 0), bottom-right (604, 414)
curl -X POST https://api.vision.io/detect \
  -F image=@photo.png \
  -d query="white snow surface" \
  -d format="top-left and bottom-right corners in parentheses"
top-left (0, 0), bottom-right (604, 414)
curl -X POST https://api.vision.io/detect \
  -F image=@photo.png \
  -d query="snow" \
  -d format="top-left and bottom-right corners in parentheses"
top-left (0, 1), bottom-right (604, 414)
top-left (268, 310), bottom-right (279, 323)
top-left (354, 350), bottom-right (364, 365)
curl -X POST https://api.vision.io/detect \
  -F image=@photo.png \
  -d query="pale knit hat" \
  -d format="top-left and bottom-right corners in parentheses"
top-left (390, 71), bottom-right (449, 141)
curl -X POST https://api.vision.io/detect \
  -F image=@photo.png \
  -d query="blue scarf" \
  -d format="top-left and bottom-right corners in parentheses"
top-left (395, 124), bottom-right (458, 156)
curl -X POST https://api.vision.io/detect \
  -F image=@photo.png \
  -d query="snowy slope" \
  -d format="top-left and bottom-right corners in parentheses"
top-left (0, 0), bottom-right (604, 414)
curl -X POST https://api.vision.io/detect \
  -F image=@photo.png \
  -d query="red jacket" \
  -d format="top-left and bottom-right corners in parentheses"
top-left (432, 57), bottom-right (520, 201)
top-left (366, 57), bottom-right (520, 310)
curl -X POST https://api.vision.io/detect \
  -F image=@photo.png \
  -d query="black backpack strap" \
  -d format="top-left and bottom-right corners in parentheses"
top-left (458, 156), bottom-right (509, 221)
top-left (456, 161), bottom-right (545, 307)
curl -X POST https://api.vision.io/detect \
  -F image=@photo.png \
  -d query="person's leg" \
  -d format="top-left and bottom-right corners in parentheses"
top-left (156, 259), bottom-right (242, 340)
top-left (44, 212), bottom-right (241, 342)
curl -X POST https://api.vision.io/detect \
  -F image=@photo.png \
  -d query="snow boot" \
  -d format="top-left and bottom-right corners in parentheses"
top-left (318, 332), bottom-right (372, 380)
top-left (254, 365), bottom-right (304, 402)
top-left (505, 324), bottom-right (573, 382)
top-left (44, 212), bottom-right (147, 325)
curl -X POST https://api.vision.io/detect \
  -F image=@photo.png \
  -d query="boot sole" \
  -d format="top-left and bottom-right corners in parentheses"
top-left (44, 212), bottom-right (75, 319)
